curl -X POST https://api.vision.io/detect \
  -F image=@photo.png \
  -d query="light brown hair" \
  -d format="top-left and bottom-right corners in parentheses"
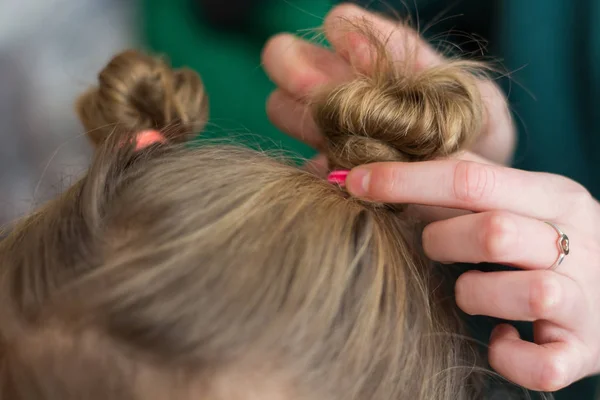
top-left (0, 22), bottom-right (489, 400)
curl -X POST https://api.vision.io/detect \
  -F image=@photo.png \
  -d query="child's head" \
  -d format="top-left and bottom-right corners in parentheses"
top-left (0, 28), bottom-right (486, 400)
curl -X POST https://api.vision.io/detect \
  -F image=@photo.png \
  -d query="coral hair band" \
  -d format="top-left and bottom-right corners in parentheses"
top-left (134, 129), bottom-right (167, 150)
top-left (118, 129), bottom-right (166, 150)
top-left (327, 170), bottom-right (349, 187)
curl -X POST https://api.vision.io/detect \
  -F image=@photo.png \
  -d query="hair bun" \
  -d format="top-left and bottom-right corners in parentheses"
top-left (312, 61), bottom-right (485, 170)
top-left (76, 50), bottom-right (208, 147)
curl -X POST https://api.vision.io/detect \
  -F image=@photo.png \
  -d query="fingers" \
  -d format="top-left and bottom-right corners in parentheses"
top-left (303, 153), bottom-right (329, 178)
top-left (346, 160), bottom-right (577, 219)
top-left (423, 211), bottom-right (560, 268)
top-left (323, 3), bottom-right (440, 71)
top-left (262, 33), bottom-right (352, 100)
top-left (266, 90), bottom-right (324, 149)
top-left (489, 324), bottom-right (583, 392)
top-left (262, 4), bottom-right (441, 100)
top-left (262, 34), bottom-right (351, 150)
top-left (323, 4), bottom-right (515, 165)
top-left (455, 270), bottom-right (583, 327)
top-left (263, 3), bottom-right (514, 164)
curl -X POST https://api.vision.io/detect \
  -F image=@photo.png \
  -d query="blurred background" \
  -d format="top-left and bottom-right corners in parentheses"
top-left (0, 0), bottom-right (498, 225)
top-left (0, 0), bottom-right (338, 225)
top-left (0, 0), bottom-right (140, 224)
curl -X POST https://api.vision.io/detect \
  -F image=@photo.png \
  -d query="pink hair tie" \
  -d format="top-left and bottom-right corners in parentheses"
top-left (133, 129), bottom-right (167, 150)
top-left (118, 129), bottom-right (166, 150)
top-left (327, 170), bottom-right (350, 187)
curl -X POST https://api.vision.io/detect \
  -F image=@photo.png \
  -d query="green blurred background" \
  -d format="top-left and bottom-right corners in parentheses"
top-left (141, 0), bottom-right (335, 160)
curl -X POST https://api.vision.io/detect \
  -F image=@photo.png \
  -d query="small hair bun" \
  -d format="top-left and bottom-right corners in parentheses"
top-left (313, 60), bottom-right (485, 170)
top-left (76, 50), bottom-right (208, 147)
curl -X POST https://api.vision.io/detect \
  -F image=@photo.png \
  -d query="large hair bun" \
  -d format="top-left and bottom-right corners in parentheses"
top-left (312, 60), bottom-right (485, 170)
top-left (76, 50), bottom-right (208, 147)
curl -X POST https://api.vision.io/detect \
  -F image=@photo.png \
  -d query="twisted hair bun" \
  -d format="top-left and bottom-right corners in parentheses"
top-left (312, 42), bottom-right (485, 170)
top-left (76, 50), bottom-right (208, 147)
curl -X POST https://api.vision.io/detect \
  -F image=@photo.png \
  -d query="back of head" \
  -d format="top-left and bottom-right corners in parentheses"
top-left (0, 23), bottom-right (488, 400)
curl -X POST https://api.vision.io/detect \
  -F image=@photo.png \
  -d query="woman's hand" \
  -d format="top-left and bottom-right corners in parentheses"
top-left (261, 3), bottom-right (515, 167)
top-left (344, 158), bottom-right (600, 393)
top-left (262, 2), bottom-right (600, 392)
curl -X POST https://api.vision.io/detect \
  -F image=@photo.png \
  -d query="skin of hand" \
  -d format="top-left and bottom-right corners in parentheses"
top-left (262, 3), bottom-right (600, 393)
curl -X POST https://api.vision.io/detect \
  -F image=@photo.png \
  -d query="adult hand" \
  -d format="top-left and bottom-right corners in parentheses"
top-left (344, 159), bottom-right (600, 392)
top-left (262, 2), bottom-right (600, 392)
top-left (261, 3), bottom-right (515, 169)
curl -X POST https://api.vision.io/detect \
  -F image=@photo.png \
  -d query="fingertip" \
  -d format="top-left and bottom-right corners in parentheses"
top-left (324, 2), bottom-right (441, 71)
top-left (490, 323), bottom-right (520, 343)
top-left (323, 2), bottom-right (387, 62)
top-left (324, 3), bottom-right (368, 30)
top-left (421, 223), bottom-right (436, 258)
top-left (304, 154), bottom-right (329, 178)
top-left (265, 89), bottom-right (287, 128)
top-left (488, 329), bottom-right (573, 392)
top-left (266, 90), bottom-right (283, 117)
top-left (454, 271), bottom-right (483, 316)
top-left (266, 90), bottom-right (324, 149)
top-left (346, 167), bottom-right (371, 197)
top-left (262, 34), bottom-right (333, 98)
top-left (262, 32), bottom-right (294, 66)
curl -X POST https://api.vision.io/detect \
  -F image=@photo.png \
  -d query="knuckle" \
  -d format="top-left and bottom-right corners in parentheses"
top-left (265, 91), bottom-right (280, 117)
top-left (570, 184), bottom-right (594, 210)
top-left (552, 175), bottom-right (592, 214)
top-left (481, 212), bottom-right (516, 261)
top-left (325, 3), bottom-right (362, 27)
top-left (262, 34), bottom-right (320, 97)
top-left (528, 273), bottom-right (561, 319)
top-left (453, 161), bottom-right (497, 205)
top-left (560, 175), bottom-right (587, 194)
top-left (538, 354), bottom-right (568, 392)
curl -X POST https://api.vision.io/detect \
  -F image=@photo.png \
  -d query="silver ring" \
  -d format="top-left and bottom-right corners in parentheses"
top-left (545, 222), bottom-right (570, 270)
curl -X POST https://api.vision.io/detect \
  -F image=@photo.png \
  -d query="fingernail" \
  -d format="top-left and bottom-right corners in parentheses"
top-left (348, 168), bottom-right (370, 196)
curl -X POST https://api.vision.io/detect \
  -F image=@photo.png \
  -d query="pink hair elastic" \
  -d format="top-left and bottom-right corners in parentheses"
top-left (118, 129), bottom-right (166, 150)
top-left (327, 170), bottom-right (350, 187)
top-left (133, 129), bottom-right (167, 150)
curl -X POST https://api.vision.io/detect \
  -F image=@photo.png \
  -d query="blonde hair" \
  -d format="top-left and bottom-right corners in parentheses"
top-left (0, 22), bottom-right (490, 400)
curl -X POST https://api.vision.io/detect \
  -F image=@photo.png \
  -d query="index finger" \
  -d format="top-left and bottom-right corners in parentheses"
top-left (346, 159), bottom-right (572, 219)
